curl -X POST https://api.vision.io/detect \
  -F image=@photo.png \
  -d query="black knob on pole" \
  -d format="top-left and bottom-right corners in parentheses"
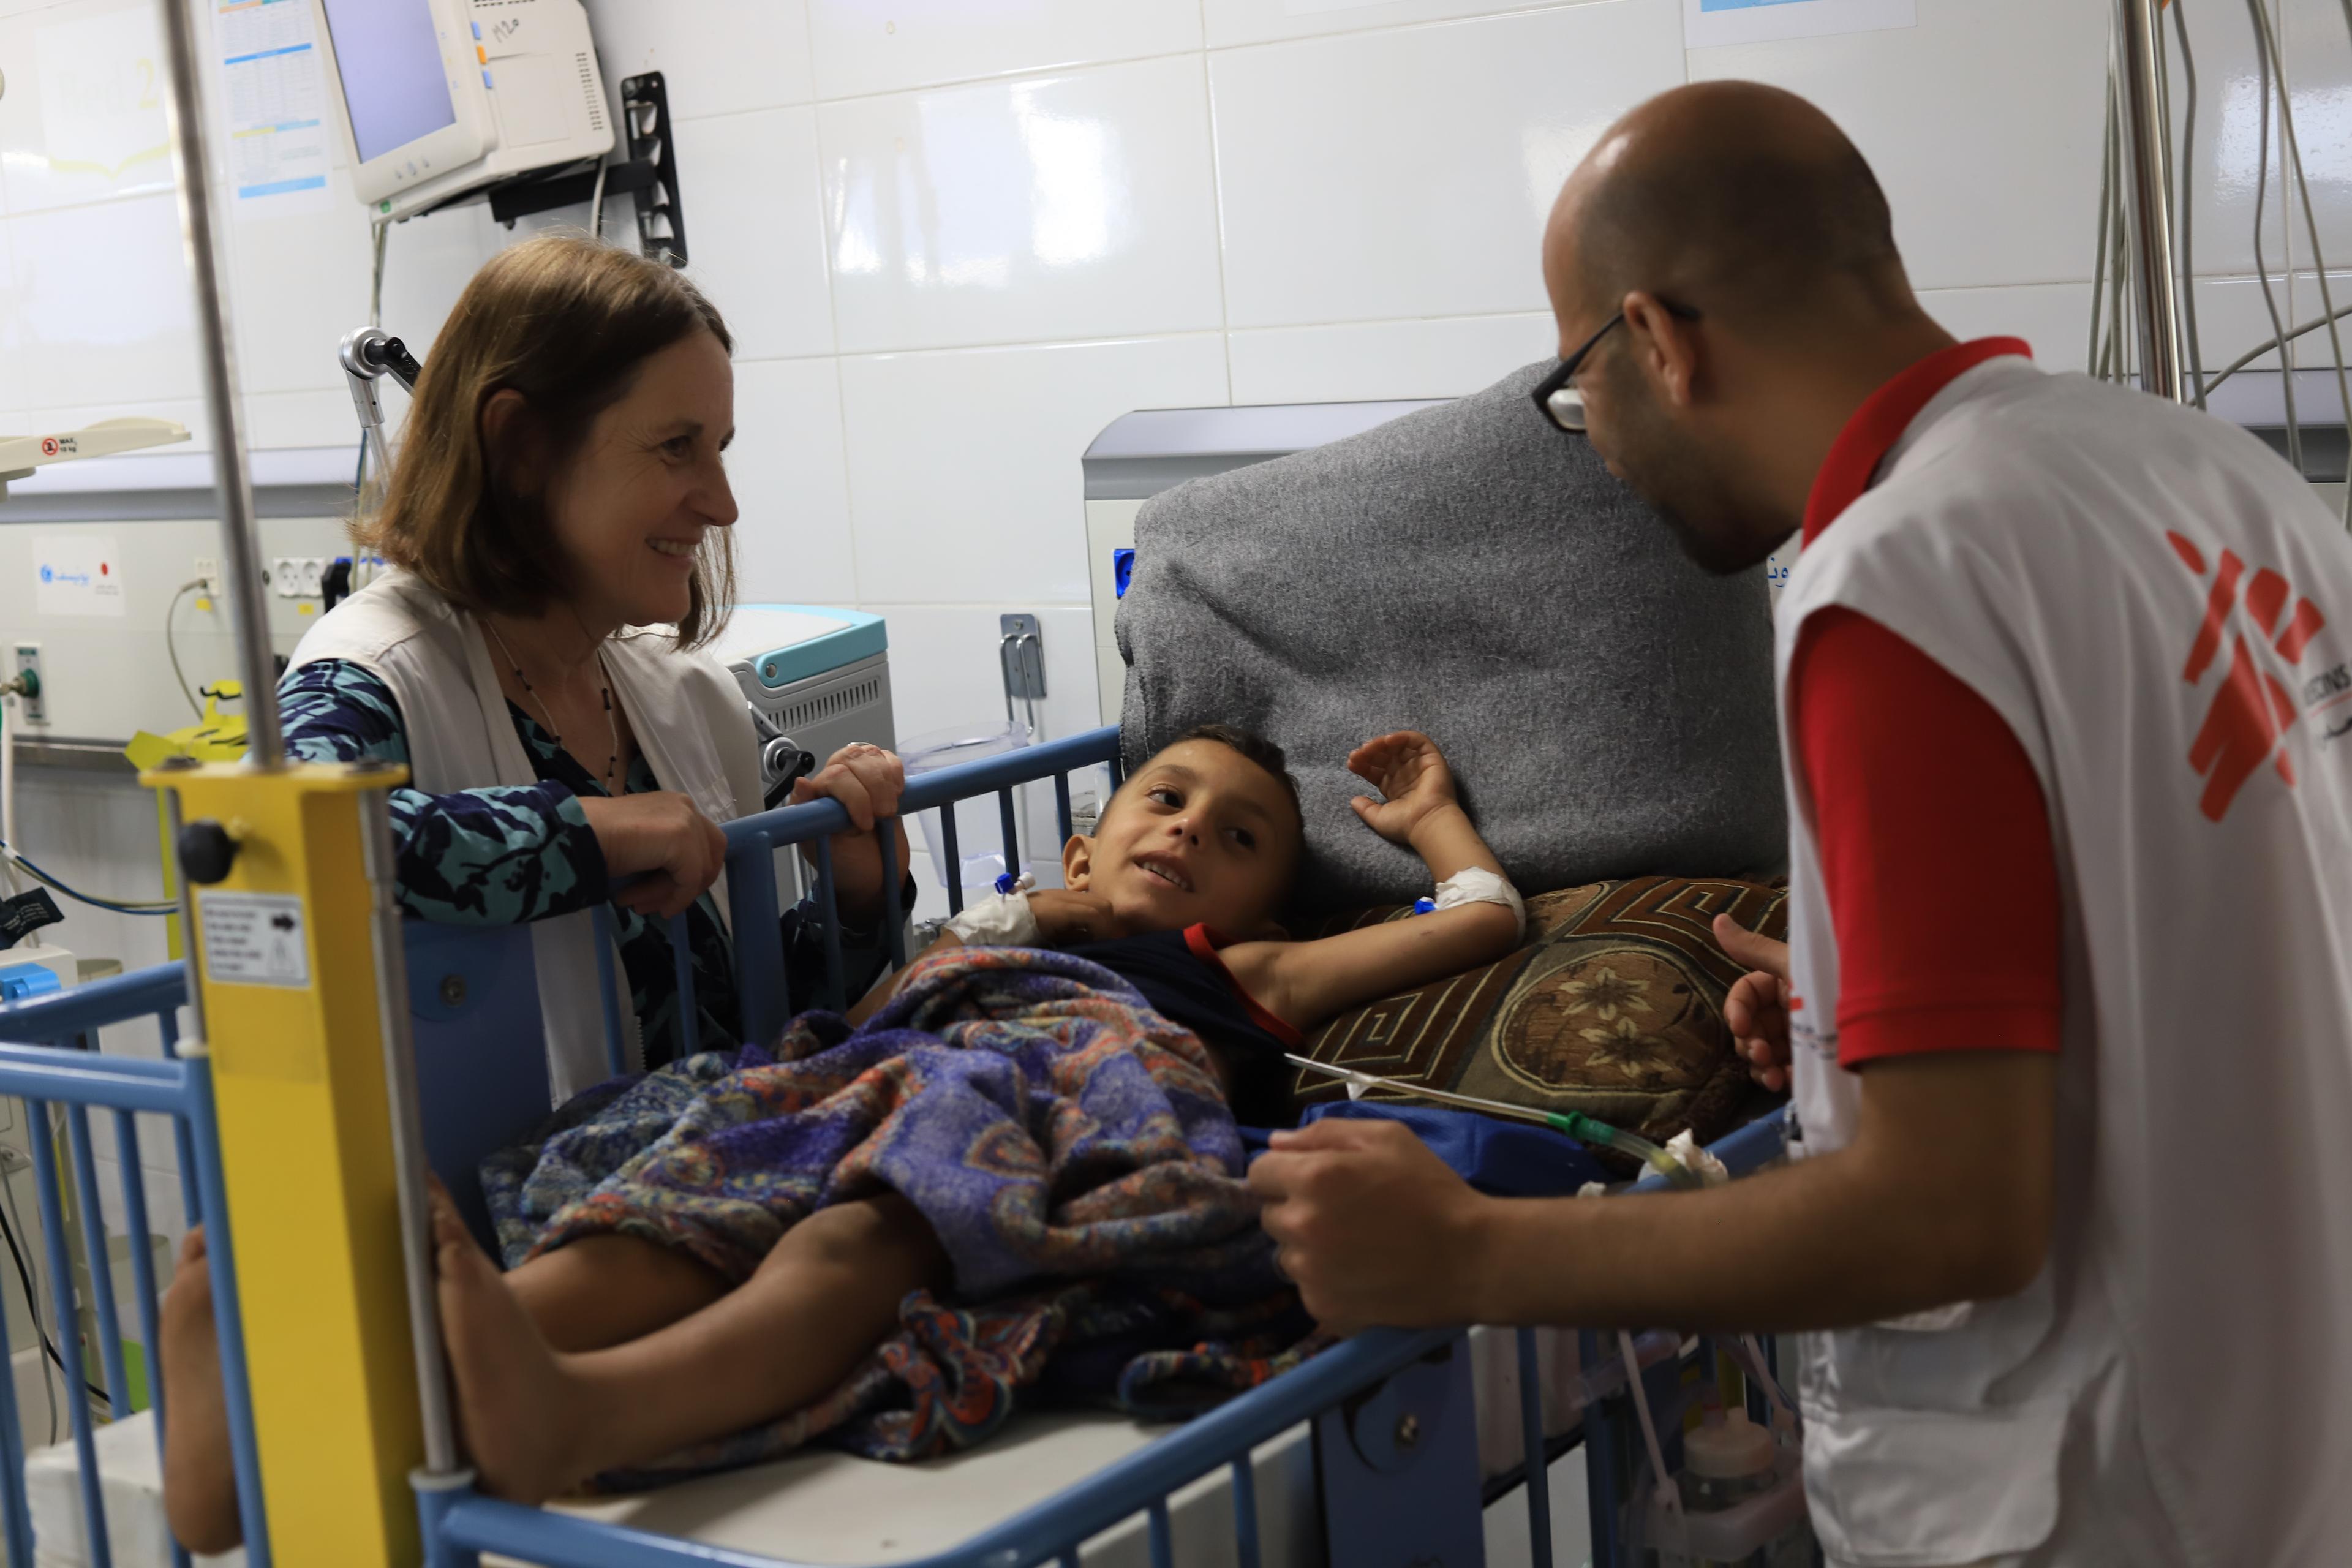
top-left (177, 820), bottom-right (239, 886)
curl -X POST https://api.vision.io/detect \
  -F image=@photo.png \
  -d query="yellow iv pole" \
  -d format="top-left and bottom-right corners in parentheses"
top-left (145, 3), bottom-right (459, 1561)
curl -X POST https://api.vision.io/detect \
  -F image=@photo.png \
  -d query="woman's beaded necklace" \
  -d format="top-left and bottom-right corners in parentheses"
top-left (484, 620), bottom-right (622, 794)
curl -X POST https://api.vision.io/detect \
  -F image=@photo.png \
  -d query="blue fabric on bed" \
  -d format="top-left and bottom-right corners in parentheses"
top-left (1243, 1102), bottom-right (1610, 1196)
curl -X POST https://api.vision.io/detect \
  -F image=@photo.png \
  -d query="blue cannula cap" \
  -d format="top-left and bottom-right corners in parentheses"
top-left (1412, 897), bottom-right (1436, 915)
top-left (994, 872), bottom-right (1018, 895)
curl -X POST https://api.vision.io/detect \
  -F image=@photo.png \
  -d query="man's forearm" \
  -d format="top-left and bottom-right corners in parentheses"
top-left (1465, 1131), bottom-right (2041, 1334)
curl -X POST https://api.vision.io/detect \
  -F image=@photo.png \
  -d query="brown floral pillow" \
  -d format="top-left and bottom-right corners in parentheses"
top-left (1294, 875), bottom-right (1789, 1149)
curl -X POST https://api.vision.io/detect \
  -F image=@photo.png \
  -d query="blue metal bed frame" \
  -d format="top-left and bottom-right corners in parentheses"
top-left (0, 725), bottom-right (1790, 1568)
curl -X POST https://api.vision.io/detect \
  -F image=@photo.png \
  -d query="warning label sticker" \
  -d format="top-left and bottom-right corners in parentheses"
top-left (198, 892), bottom-right (309, 988)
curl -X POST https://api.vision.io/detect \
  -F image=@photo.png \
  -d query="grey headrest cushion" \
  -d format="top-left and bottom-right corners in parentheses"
top-left (1116, 360), bottom-right (1786, 913)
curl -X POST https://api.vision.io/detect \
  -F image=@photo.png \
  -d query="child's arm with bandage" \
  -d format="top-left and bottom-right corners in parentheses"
top-left (1216, 731), bottom-right (1525, 1032)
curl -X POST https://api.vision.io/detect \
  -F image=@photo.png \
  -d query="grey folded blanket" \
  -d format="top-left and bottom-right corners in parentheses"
top-left (1115, 360), bottom-right (1785, 912)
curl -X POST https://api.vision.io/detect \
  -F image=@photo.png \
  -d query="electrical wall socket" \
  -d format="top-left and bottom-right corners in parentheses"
top-left (194, 556), bottom-right (221, 597)
top-left (11, 645), bottom-right (42, 724)
top-left (271, 556), bottom-right (326, 599)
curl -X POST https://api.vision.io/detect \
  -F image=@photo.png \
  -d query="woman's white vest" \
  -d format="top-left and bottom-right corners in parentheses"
top-left (289, 570), bottom-right (761, 1103)
top-left (1776, 359), bottom-right (2352, 1566)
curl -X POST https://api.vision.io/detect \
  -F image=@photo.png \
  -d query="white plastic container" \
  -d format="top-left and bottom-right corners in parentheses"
top-left (1637, 1411), bottom-right (1813, 1567)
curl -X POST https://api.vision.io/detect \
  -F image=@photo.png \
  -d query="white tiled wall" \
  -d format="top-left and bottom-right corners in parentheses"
top-left (2, 0), bottom-right (2347, 755)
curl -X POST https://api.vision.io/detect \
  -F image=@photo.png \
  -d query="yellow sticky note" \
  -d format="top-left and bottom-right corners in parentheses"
top-left (298, 603), bottom-right (317, 616)
top-left (195, 596), bottom-right (214, 612)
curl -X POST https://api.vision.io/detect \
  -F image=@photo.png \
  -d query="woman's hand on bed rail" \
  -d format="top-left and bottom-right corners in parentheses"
top-left (1716, 914), bottom-right (1793, 1092)
top-left (583, 792), bottom-right (729, 919)
top-left (789, 743), bottom-right (915, 924)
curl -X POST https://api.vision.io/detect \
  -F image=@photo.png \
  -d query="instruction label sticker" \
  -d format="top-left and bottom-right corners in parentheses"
top-left (32, 535), bottom-right (126, 619)
top-left (199, 892), bottom-right (310, 987)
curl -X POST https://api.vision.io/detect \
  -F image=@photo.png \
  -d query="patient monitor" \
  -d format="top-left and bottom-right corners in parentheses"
top-left (310, 0), bottom-right (612, 219)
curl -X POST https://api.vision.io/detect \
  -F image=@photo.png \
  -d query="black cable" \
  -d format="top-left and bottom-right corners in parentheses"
top-left (0, 1178), bottom-right (113, 1407)
top-left (0, 840), bottom-right (175, 916)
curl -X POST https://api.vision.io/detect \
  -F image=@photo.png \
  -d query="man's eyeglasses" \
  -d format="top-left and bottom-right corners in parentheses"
top-left (1531, 298), bottom-right (1703, 434)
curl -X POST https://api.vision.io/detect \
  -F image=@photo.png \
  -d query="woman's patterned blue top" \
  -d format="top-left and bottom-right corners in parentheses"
top-left (279, 658), bottom-right (886, 1067)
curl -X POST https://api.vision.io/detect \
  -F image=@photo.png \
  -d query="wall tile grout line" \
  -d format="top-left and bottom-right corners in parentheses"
top-left (1197, 36), bottom-right (1238, 407)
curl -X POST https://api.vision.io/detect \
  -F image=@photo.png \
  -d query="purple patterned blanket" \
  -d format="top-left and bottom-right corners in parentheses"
top-left (483, 945), bottom-right (1320, 1487)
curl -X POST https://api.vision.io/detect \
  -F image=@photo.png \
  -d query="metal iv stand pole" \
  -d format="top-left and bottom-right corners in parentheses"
top-left (2114, 0), bottom-right (2187, 402)
top-left (156, 6), bottom-right (466, 1557)
top-left (157, 0), bottom-right (279, 767)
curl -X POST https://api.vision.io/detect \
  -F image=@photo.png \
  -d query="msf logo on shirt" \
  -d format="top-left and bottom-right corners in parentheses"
top-left (2167, 532), bottom-right (2333, 821)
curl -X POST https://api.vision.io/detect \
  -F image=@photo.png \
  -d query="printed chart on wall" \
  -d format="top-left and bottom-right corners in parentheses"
top-left (214, 0), bottom-right (333, 213)
top-left (1686, 0), bottom-right (1915, 49)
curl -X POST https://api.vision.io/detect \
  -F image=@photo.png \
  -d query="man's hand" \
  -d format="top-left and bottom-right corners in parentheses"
top-left (1249, 1117), bottom-right (1496, 1333)
top-left (1714, 913), bottom-right (1793, 1091)
top-left (1346, 731), bottom-right (1463, 847)
top-left (1025, 889), bottom-right (1128, 946)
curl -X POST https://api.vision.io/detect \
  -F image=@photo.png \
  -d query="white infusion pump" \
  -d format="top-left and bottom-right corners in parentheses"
top-left (309, 0), bottom-right (612, 218)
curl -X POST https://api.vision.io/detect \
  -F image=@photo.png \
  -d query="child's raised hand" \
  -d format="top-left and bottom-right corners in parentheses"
top-left (1346, 731), bottom-right (1461, 846)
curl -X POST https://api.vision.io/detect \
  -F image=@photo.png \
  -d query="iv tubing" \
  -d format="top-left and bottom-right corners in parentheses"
top-left (2245, 0), bottom-right (2352, 523)
top-left (2244, 0), bottom-right (2302, 473)
top-left (1283, 1054), bottom-right (1703, 1188)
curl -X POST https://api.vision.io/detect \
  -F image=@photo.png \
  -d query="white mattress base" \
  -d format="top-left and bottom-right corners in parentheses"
top-left (22, 1328), bottom-right (1587, 1568)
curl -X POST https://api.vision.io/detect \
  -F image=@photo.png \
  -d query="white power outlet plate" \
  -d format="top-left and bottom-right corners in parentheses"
top-left (271, 557), bottom-right (302, 598)
top-left (194, 556), bottom-right (221, 597)
top-left (298, 556), bottom-right (326, 598)
top-left (11, 645), bottom-right (42, 724)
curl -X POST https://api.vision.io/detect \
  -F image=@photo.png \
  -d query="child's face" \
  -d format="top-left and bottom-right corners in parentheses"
top-left (1065, 739), bottom-right (1300, 936)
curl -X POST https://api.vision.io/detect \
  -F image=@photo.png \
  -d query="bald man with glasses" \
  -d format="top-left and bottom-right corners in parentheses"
top-left (1251, 80), bottom-right (2352, 1567)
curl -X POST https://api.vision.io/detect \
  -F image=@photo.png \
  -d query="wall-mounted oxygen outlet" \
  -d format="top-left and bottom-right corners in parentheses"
top-left (11, 645), bottom-right (42, 724)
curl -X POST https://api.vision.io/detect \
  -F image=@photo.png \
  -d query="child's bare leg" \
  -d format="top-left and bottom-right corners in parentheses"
top-left (160, 1227), bottom-right (242, 1556)
top-left (436, 1187), bottom-right (948, 1503)
top-left (507, 1234), bottom-right (729, 1351)
top-left (160, 1212), bottom-right (727, 1554)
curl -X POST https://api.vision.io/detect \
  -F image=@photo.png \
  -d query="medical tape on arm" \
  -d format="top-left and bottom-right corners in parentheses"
top-left (944, 874), bottom-right (1039, 947)
top-left (1431, 867), bottom-right (1525, 941)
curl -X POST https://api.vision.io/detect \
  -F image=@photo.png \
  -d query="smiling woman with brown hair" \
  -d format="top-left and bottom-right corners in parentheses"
top-left (277, 233), bottom-right (908, 1099)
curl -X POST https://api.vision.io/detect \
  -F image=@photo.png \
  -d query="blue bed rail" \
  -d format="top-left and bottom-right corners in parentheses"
top-left (0, 725), bottom-right (1793, 1568)
top-left (0, 963), bottom-right (266, 1568)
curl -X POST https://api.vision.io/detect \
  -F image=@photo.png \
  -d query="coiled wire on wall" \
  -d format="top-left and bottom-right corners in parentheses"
top-left (2103, 0), bottom-right (2352, 524)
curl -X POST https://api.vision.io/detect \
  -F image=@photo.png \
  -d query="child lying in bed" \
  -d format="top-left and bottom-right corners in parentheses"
top-left (161, 725), bottom-right (1523, 1547)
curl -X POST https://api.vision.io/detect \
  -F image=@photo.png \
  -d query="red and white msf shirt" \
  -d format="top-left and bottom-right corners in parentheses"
top-left (1790, 339), bottom-right (2064, 1069)
top-left (1776, 344), bottom-right (2352, 1567)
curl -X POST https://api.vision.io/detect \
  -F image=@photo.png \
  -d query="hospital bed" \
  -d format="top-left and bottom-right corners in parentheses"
top-left (0, 725), bottom-right (1792, 1568)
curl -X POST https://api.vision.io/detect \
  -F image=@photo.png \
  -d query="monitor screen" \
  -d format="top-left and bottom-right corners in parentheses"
top-left (319, 0), bottom-right (458, 165)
